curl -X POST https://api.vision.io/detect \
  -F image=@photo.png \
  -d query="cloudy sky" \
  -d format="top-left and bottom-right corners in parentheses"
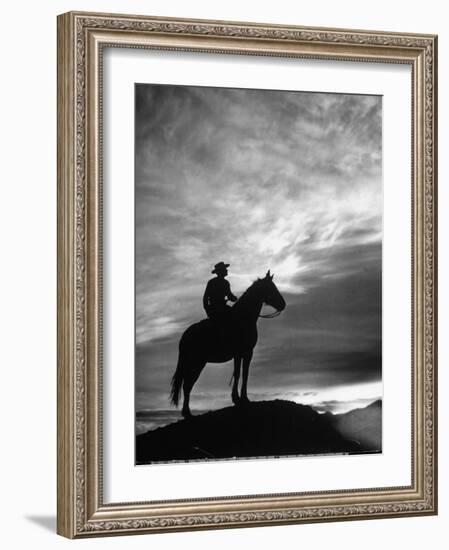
top-left (135, 83), bottom-right (382, 432)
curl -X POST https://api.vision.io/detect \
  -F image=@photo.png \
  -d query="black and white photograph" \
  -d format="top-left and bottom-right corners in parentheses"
top-left (52, 7), bottom-right (439, 540)
top-left (134, 83), bottom-right (383, 465)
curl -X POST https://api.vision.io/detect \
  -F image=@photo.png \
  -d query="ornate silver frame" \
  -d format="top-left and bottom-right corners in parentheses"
top-left (57, 11), bottom-right (438, 538)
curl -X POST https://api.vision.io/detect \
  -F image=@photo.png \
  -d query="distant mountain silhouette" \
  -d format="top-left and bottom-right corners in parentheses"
top-left (136, 399), bottom-right (380, 464)
top-left (331, 399), bottom-right (382, 451)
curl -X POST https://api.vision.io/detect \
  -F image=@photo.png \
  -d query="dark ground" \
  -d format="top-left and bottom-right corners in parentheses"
top-left (136, 399), bottom-right (381, 464)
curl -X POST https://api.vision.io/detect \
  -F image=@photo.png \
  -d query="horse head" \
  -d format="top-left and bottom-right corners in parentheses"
top-left (258, 270), bottom-right (286, 313)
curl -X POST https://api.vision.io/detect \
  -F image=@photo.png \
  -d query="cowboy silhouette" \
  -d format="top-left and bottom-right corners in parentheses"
top-left (203, 262), bottom-right (237, 321)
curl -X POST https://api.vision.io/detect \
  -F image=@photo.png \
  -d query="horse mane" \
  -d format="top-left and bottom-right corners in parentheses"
top-left (235, 278), bottom-right (264, 304)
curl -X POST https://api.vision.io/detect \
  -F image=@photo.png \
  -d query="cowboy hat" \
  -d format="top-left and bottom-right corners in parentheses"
top-left (211, 262), bottom-right (230, 274)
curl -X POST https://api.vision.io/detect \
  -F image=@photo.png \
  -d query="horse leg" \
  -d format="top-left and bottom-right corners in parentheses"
top-left (240, 350), bottom-right (253, 403)
top-left (182, 361), bottom-right (206, 418)
top-left (231, 356), bottom-right (242, 405)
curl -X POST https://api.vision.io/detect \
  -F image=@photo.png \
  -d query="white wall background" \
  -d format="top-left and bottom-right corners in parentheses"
top-left (0, 1), bottom-right (446, 548)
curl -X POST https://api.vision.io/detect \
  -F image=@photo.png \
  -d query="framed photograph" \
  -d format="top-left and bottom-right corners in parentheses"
top-left (57, 11), bottom-right (438, 538)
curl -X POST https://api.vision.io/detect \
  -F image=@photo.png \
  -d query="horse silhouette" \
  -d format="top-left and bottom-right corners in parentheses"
top-left (170, 270), bottom-right (286, 418)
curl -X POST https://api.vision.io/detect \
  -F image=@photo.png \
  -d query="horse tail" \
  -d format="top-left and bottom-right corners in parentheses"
top-left (170, 353), bottom-right (185, 407)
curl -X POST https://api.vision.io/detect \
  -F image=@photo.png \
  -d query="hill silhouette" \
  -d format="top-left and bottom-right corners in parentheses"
top-left (332, 399), bottom-right (382, 451)
top-left (136, 399), bottom-right (380, 464)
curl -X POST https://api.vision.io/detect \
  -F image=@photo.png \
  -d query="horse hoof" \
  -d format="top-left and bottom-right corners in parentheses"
top-left (182, 410), bottom-right (192, 419)
top-left (240, 396), bottom-right (250, 405)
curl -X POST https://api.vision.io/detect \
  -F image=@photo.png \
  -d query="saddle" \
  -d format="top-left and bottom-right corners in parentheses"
top-left (199, 314), bottom-right (233, 351)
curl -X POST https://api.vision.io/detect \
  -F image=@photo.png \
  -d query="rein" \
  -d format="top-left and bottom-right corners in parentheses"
top-left (259, 309), bottom-right (282, 319)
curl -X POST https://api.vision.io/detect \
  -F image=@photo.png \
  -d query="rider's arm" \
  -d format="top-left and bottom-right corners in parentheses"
top-left (225, 280), bottom-right (237, 302)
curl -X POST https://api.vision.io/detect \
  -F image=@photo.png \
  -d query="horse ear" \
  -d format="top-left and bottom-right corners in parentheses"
top-left (271, 272), bottom-right (275, 280)
top-left (266, 270), bottom-right (271, 278)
